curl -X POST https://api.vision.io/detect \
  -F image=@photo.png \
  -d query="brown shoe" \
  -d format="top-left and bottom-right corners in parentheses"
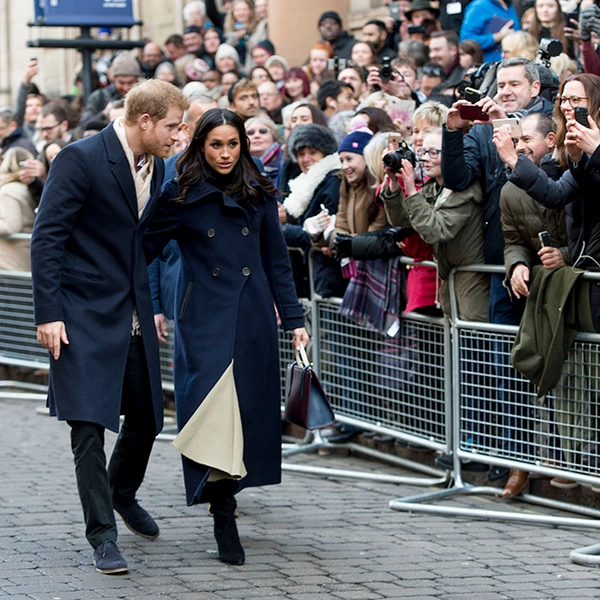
top-left (502, 469), bottom-right (529, 499)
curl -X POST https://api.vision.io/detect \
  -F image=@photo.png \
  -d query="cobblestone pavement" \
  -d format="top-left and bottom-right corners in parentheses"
top-left (2, 397), bottom-right (600, 600)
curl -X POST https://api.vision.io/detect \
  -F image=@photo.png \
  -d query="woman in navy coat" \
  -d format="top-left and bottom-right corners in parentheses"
top-left (145, 108), bottom-right (308, 566)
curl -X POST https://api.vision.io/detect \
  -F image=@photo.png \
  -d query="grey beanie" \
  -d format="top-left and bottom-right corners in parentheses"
top-left (111, 51), bottom-right (141, 77)
top-left (288, 124), bottom-right (338, 162)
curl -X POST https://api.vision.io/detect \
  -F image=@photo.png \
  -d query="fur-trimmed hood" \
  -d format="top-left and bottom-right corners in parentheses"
top-left (283, 153), bottom-right (341, 218)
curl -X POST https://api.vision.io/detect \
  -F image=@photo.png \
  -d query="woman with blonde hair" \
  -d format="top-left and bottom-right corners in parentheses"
top-left (0, 147), bottom-right (40, 271)
top-left (501, 31), bottom-right (540, 61)
top-left (224, 0), bottom-right (268, 70)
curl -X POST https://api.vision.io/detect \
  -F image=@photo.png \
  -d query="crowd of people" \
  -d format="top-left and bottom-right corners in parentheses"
top-left (3, 0), bottom-right (600, 575)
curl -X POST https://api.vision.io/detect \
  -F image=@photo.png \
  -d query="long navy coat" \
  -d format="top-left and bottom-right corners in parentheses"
top-left (145, 178), bottom-right (305, 505)
top-left (30, 124), bottom-right (165, 434)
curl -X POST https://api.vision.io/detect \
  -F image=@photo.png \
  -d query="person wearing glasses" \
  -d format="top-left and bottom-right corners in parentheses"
top-left (383, 129), bottom-right (488, 321)
top-left (244, 116), bottom-right (283, 184)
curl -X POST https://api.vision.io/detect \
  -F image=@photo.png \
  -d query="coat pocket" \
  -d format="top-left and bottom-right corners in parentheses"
top-left (178, 281), bottom-right (193, 322)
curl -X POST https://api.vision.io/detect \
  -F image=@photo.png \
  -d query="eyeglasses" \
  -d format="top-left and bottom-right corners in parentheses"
top-left (36, 122), bottom-right (60, 134)
top-left (246, 128), bottom-right (269, 136)
top-left (558, 95), bottom-right (588, 107)
top-left (417, 148), bottom-right (442, 159)
top-left (422, 65), bottom-right (445, 78)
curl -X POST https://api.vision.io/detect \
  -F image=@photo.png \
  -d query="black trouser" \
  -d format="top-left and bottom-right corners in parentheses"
top-left (68, 336), bottom-right (157, 549)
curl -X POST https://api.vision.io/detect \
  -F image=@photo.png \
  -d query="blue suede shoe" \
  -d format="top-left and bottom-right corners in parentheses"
top-left (93, 540), bottom-right (128, 574)
top-left (113, 500), bottom-right (159, 540)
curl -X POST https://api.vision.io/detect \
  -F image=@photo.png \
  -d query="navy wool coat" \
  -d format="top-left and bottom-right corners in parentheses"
top-left (30, 124), bottom-right (165, 434)
top-left (145, 178), bottom-right (305, 505)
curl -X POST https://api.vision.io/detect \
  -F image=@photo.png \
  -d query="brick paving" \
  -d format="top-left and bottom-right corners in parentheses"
top-left (2, 396), bottom-right (600, 600)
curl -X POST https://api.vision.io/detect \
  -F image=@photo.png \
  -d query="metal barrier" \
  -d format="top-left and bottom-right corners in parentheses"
top-left (390, 265), bottom-right (600, 534)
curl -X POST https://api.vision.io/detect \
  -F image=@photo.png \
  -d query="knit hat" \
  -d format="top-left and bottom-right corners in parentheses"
top-left (405, 0), bottom-right (440, 20)
top-left (215, 43), bottom-right (242, 69)
top-left (338, 129), bottom-right (373, 155)
top-left (254, 39), bottom-right (275, 56)
top-left (288, 124), bottom-right (338, 162)
top-left (318, 11), bottom-right (342, 26)
top-left (185, 58), bottom-right (210, 81)
top-left (183, 25), bottom-right (202, 35)
top-left (111, 52), bottom-right (141, 78)
top-left (265, 55), bottom-right (289, 74)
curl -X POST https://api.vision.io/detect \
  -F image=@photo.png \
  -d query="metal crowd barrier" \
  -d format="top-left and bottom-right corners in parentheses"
top-left (279, 250), bottom-right (448, 486)
top-left (390, 265), bottom-right (600, 538)
top-left (0, 268), bottom-right (176, 398)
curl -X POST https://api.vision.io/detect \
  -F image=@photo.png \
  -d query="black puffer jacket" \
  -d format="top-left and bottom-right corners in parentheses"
top-left (441, 95), bottom-right (555, 265)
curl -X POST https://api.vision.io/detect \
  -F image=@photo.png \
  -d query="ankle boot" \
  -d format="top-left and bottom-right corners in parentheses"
top-left (206, 480), bottom-right (245, 565)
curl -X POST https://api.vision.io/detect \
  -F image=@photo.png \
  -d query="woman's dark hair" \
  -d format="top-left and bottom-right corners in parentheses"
top-left (175, 108), bottom-right (278, 203)
top-left (292, 103), bottom-right (328, 127)
top-left (356, 107), bottom-right (396, 134)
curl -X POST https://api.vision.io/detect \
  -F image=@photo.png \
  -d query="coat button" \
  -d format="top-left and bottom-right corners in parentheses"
top-left (242, 267), bottom-right (250, 276)
top-left (212, 268), bottom-right (220, 276)
top-left (241, 226), bottom-right (249, 236)
top-left (207, 228), bottom-right (215, 238)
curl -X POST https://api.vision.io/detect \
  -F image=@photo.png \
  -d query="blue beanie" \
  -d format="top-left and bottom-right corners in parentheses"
top-left (338, 130), bottom-right (372, 155)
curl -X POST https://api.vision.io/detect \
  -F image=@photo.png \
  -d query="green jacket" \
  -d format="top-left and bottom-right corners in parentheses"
top-left (511, 264), bottom-right (594, 399)
top-left (381, 180), bottom-right (489, 321)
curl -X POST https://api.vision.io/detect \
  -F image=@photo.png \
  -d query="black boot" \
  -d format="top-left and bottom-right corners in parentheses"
top-left (206, 480), bottom-right (245, 565)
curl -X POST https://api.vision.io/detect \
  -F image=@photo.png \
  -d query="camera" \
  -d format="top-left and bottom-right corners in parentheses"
top-left (407, 25), bottom-right (426, 36)
top-left (383, 139), bottom-right (416, 171)
top-left (537, 38), bottom-right (562, 68)
top-left (379, 56), bottom-right (394, 83)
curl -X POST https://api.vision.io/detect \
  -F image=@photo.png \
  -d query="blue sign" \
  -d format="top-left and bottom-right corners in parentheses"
top-left (34, 0), bottom-right (136, 27)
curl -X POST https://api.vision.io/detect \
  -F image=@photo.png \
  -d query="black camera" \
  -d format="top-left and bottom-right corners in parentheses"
top-left (379, 56), bottom-right (394, 83)
top-left (383, 140), bottom-right (416, 171)
top-left (537, 38), bottom-right (563, 68)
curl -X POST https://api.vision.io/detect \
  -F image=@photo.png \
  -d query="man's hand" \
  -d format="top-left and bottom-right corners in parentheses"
top-left (446, 100), bottom-right (472, 132)
top-left (478, 97), bottom-right (507, 121)
top-left (510, 264), bottom-right (530, 299)
top-left (154, 313), bottom-right (169, 344)
top-left (37, 321), bottom-right (69, 360)
top-left (539, 246), bottom-right (566, 269)
top-left (22, 59), bottom-right (39, 84)
top-left (492, 126), bottom-right (519, 169)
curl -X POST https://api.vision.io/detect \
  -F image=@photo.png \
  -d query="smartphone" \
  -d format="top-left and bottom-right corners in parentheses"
top-left (464, 87), bottom-right (482, 103)
top-left (493, 118), bottom-right (522, 139)
top-left (574, 106), bottom-right (590, 128)
top-left (538, 231), bottom-right (551, 248)
top-left (407, 25), bottom-right (426, 35)
top-left (389, 1), bottom-right (401, 22)
top-left (388, 133), bottom-right (402, 150)
top-left (459, 104), bottom-right (489, 122)
top-left (327, 58), bottom-right (347, 73)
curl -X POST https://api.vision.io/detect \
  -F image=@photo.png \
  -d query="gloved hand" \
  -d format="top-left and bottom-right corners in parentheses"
top-left (579, 5), bottom-right (600, 41)
top-left (333, 233), bottom-right (353, 259)
top-left (385, 226), bottom-right (414, 243)
top-left (303, 209), bottom-right (331, 237)
top-left (589, 14), bottom-right (600, 37)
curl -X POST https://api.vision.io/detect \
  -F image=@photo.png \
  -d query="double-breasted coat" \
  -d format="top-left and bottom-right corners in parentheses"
top-left (30, 124), bottom-right (165, 434)
top-left (145, 178), bottom-right (305, 506)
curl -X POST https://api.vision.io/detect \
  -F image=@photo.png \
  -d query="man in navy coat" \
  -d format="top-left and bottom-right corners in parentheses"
top-left (30, 79), bottom-right (188, 574)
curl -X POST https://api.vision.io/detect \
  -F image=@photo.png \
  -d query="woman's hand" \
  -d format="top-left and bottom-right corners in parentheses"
top-left (492, 126), bottom-right (518, 170)
top-left (567, 117), bottom-right (600, 156)
top-left (399, 158), bottom-right (417, 197)
top-left (382, 142), bottom-right (401, 192)
top-left (292, 327), bottom-right (309, 350)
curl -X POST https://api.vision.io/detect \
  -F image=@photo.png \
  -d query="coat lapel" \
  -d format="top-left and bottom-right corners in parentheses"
top-left (103, 124), bottom-right (139, 220)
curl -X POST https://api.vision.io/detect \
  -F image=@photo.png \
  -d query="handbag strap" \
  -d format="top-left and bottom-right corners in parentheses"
top-left (294, 345), bottom-right (310, 368)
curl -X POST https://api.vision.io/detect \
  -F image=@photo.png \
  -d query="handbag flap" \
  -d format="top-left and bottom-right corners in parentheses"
top-left (305, 371), bottom-right (335, 429)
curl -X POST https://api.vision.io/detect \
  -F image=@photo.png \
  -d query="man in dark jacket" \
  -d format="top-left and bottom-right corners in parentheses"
top-left (318, 11), bottom-right (356, 60)
top-left (31, 80), bottom-right (188, 575)
top-left (442, 57), bottom-right (554, 324)
top-left (362, 20), bottom-right (398, 62)
top-left (0, 106), bottom-right (37, 158)
top-left (80, 52), bottom-right (141, 129)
